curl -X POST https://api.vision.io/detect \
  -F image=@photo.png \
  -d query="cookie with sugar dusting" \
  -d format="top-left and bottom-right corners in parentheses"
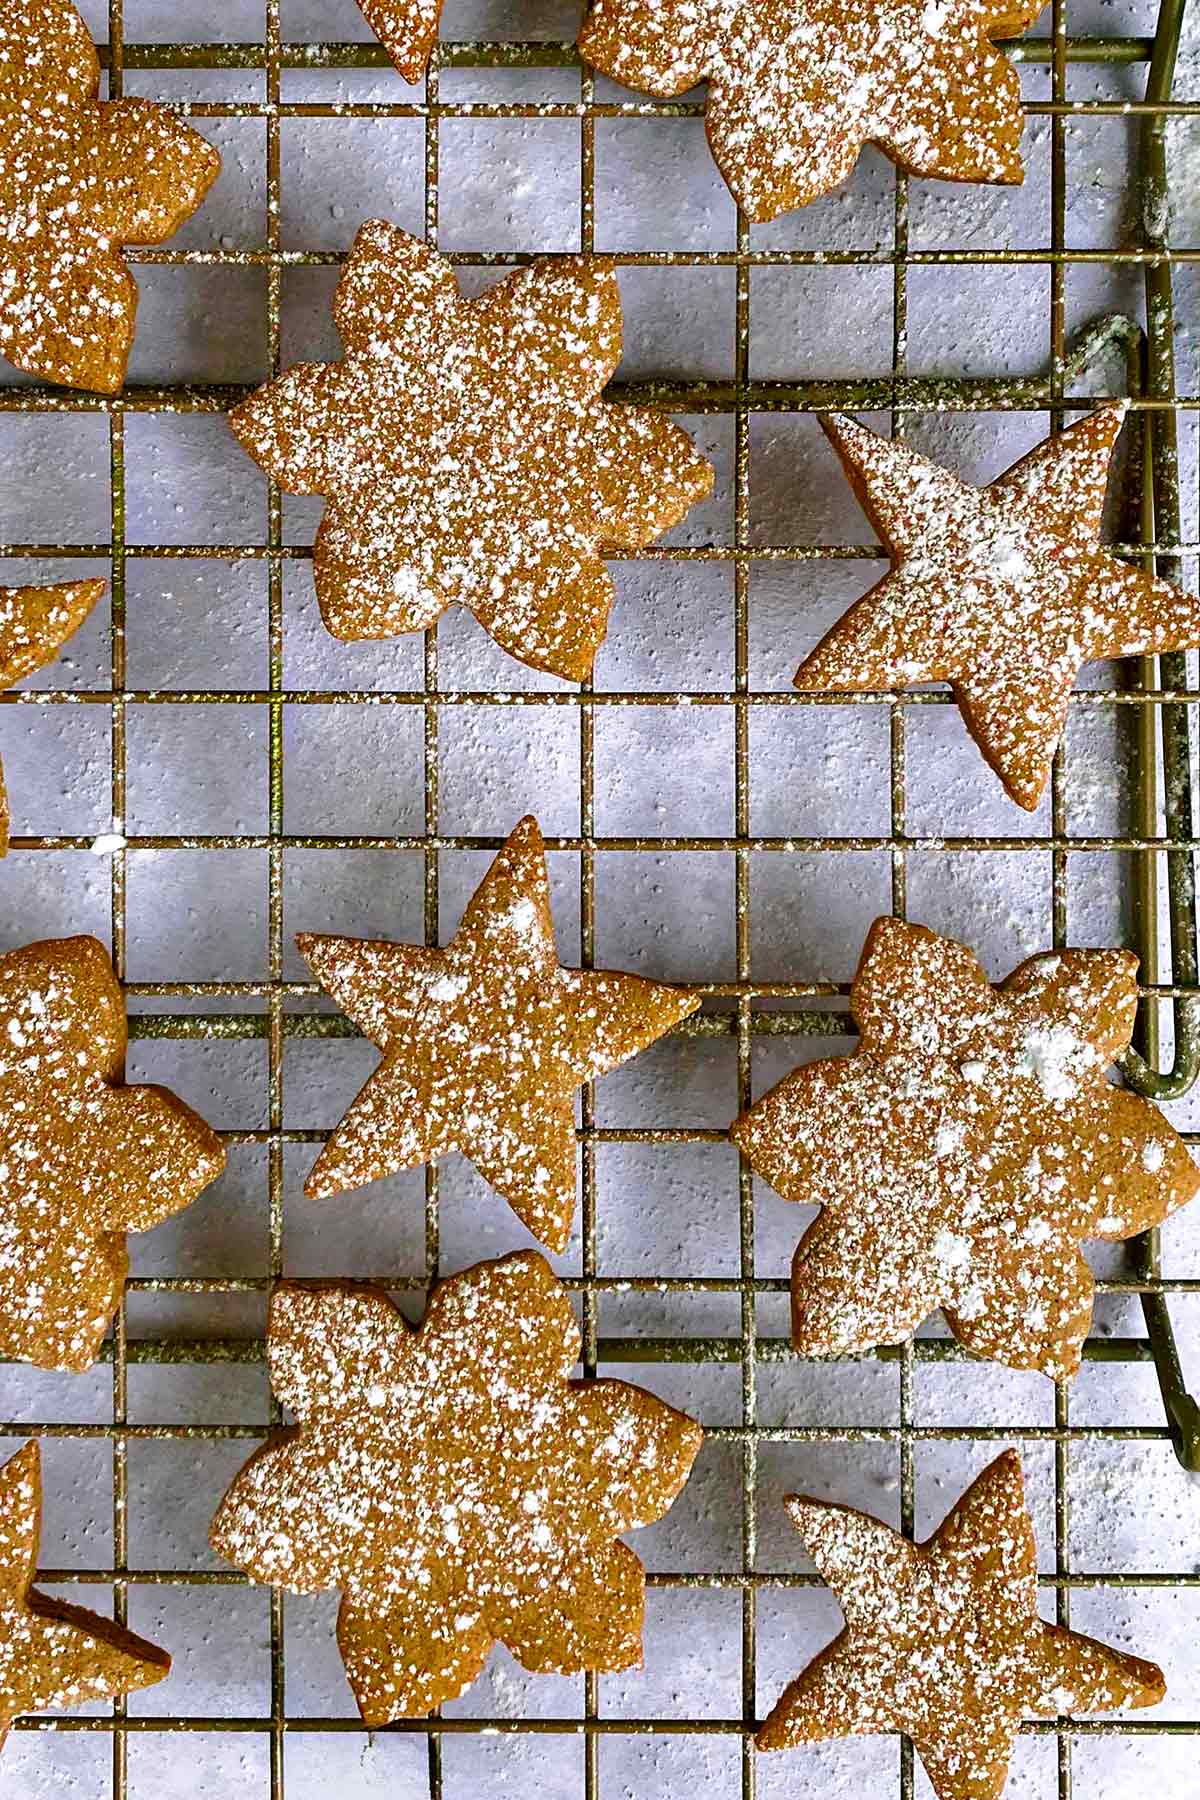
top-left (0, 1440), bottom-right (169, 1748)
top-left (578, 0), bottom-right (1045, 221)
top-left (228, 219), bottom-right (713, 681)
top-left (758, 1449), bottom-right (1164, 1800)
top-left (796, 405), bottom-right (1200, 810)
top-left (0, 577), bottom-right (106, 854)
top-left (210, 1252), bottom-right (703, 1723)
top-left (0, 935), bottom-right (226, 1371)
top-left (0, 0), bottom-right (220, 391)
top-left (356, 0), bottom-right (443, 82)
top-left (298, 814), bottom-right (700, 1253)
top-left (730, 916), bottom-right (1199, 1379)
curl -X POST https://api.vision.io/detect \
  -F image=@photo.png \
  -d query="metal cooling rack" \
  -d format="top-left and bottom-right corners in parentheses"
top-left (1, 0), bottom-right (1200, 1795)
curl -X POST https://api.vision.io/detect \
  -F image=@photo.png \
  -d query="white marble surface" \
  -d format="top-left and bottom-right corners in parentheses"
top-left (1, 1), bottom-right (1199, 1796)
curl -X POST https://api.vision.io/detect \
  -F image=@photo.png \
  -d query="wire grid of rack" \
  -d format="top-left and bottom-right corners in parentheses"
top-left (0, 0), bottom-right (1199, 1795)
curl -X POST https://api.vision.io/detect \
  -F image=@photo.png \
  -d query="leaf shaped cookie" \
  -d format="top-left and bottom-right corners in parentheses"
top-left (758, 1450), bottom-right (1164, 1800)
top-left (0, 577), bottom-right (106, 854)
top-left (731, 916), bottom-right (1200, 1378)
top-left (796, 406), bottom-right (1200, 809)
top-left (578, 0), bottom-right (1046, 220)
top-left (0, 936), bottom-right (226, 1371)
top-left (229, 220), bottom-right (714, 680)
top-left (0, 1441), bottom-right (169, 1748)
top-left (210, 1252), bottom-right (703, 1722)
top-left (299, 814), bottom-right (700, 1252)
top-left (0, 0), bottom-right (220, 390)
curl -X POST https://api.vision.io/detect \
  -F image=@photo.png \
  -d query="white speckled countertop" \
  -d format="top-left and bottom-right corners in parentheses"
top-left (0, 1), bottom-right (1199, 1796)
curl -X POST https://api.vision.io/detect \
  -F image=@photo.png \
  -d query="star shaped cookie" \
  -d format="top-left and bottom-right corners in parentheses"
top-left (229, 220), bottom-right (713, 680)
top-left (795, 406), bottom-right (1200, 809)
top-left (757, 1450), bottom-right (1164, 1800)
top-left (730, 916), bottom-right (1199, 1378)
top-left (356, 0), bottom-right (442, 82)
top-left (0, 0), bottom-right (220, 391)
top-left (0, 1440), bottom-right (169, 1747)
top-left (0, 577), bottom-right (106, 854)
top-left (0, 935), bottom-right (226, 1371)
top-left (299, 815), bottom-right (699, 1252)
top-left (578, 0), bottom-right (1045, 221)
top-left (210, 1252), bottom-right (703, 1722)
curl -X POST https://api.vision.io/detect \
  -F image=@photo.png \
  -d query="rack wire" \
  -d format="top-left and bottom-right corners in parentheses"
top-left (1, 0), bottom-right (1199, 1795)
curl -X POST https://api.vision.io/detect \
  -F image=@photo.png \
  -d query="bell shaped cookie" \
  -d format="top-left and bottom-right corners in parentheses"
top-left (731, 916), bottom-right (1200, 1378)
top-left (0, 936), bottom-right (226, 1370)
top-left (210, 1253), bottom-right (703, 1722)
top-left (0, 0), bottom-right (220, 390)
top-left (579, 0), bottom-right (1046, 221)
top-left (229, 220), bottom-right (713, 680)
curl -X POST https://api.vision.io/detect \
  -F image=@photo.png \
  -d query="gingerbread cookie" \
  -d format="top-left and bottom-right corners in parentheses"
top-left (0, 1441), bottom-right (169, 1747)
top-left (0, 0), bottom-right (219, 391)
top-left (229, 220), bottom-right (713, 680)
top-left (0, 935), bottom-right (226, 1371)
top-left (731, 917), bottom-right (1199, 1378)
top-left (758, 1450), bottom-right (1164, 1800)
top-left (210, 1252), bottom-right (703, 1722)
top-left (299, 814), bottom-right (699, 1252)
top-left (356, 0), bottom-right (442, 83)
top-left (0, 577), bottom-right (106, 854)
top-left (795, 406), bottom-right (1200, 810)
top-left (578, 0), bottom-right (1045, 221)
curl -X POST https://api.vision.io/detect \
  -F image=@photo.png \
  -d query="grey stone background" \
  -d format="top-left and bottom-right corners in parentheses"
top-left (0, 0), bottom-right (1199, 1795)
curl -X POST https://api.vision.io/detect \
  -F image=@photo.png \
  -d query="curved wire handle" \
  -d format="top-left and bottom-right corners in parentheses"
top-left (1116, 0), bottom-right (1200, 1468)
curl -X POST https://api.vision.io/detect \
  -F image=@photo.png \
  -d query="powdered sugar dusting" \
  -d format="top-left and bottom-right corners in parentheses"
top-left (1017, 1022), bottom-right (1095, 1101)
top-left (0, 1441), bottom-right (169, 1734)
top-left (730, 916), bottom-right (1200, 1379)
top-left (0, 0), bottom-right (219, 391)
top-left (356, 0), bottom-right (444, 83)
top-left (229, 221), bottom-right (713, 681)
top-left (297, 816), bottom-right (699, 1253)
top-left (209, 1252), bottom-right (703, 1725)
top-left (0, 936), bottom-right (225, 1372)
top-left (579, 0), bottom-right (1046, 221)
top-left (0, 578), bottom-right (105, 855)
top-left (795, 408), bottom-right (1200, 811)
top-left (758, 1450), bottom-right (1165, 1784)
